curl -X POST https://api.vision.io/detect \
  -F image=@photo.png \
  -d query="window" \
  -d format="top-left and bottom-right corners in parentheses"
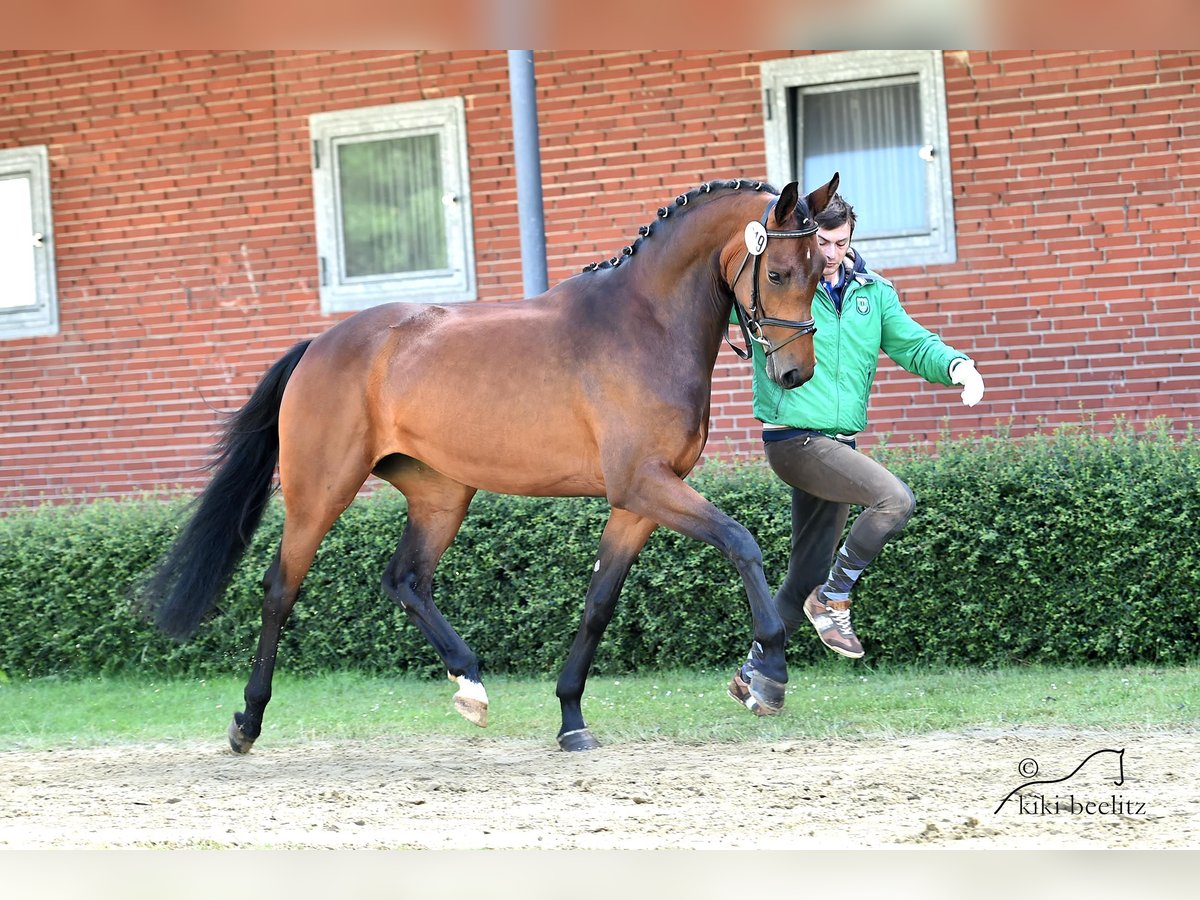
top-left (310, 98), bottom-right (476, 313)
top-left (0, 145), bottom-right (57, 338)
top-left (761, 51), bottom-right (956, 269)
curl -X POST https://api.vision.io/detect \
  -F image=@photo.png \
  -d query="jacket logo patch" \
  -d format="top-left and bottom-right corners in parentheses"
top-left (856, 296), bottom-right (870, 315)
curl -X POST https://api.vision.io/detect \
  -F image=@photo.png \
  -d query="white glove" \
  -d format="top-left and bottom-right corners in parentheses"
top-left (950, 359), bottom-right (984, 407)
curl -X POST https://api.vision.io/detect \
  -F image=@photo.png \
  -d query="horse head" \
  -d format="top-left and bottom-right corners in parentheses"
top-left (739, 172), bottom-right (840, 390)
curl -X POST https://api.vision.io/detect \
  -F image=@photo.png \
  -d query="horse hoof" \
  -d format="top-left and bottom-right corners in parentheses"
top-left (454, 695), bottom-right (489, 728)
top-left (557, 728), bottom-right (601, 752)
top-left (227, 715), bottom-right (256, 754)
top-left (448, 673), bottom-right (489, 728)
top-left (749, 670), bottom-right (787, 716)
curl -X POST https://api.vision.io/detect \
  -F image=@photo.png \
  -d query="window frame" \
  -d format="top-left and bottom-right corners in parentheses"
top-left (310, 97), bottom-right (476, 313)
top-left (0, 145), bottom-right (58, 339)
top-left (761, 50), bottom-right (956, 269)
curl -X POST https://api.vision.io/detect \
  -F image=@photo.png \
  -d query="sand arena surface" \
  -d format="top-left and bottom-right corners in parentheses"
top-left (1, 726), bottom-right (1195, 849)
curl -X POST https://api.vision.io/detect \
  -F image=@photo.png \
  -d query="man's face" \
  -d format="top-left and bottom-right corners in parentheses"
top-left (816, 222), bottom-right (853, 279)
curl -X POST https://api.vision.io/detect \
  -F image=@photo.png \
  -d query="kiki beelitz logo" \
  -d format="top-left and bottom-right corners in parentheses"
top-left (994, 748), bottom-right (1145, 816)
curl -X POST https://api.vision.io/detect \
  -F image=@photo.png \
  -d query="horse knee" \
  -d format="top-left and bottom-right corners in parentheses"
top-left (725, 528), bottom-right (764, 572)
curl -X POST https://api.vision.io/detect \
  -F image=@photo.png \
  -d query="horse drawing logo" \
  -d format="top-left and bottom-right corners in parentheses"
top-left (994, 748), bottom-right (1126, 815)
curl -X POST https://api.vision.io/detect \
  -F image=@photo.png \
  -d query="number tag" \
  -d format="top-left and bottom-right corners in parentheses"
top-left (744, 221), bottom-right (768, 256)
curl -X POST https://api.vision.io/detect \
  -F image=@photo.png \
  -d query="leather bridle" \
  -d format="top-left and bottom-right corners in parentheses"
top-left (726, 197), bottom-right (820, 360)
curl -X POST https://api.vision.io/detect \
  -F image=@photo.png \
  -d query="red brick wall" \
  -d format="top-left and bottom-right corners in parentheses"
top-left (920, 50), bottom-right (1200, 444)
top-left (1, 50), bottom-right (1197, 506)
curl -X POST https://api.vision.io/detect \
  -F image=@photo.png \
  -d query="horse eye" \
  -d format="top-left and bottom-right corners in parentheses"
top-left (767, 271), bottom-right (782, 285)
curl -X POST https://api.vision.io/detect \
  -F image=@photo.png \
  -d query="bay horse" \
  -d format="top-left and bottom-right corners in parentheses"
top-left (142, 173), bottom-right (840, 752)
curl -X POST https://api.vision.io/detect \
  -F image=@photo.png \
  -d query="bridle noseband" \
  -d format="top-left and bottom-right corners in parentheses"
top-left (726, 197), bottom-right (819, 360)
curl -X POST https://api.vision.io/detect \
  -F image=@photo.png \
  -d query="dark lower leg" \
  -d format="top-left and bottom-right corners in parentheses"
top-left (235, 624), bottom-right (286, 746)
top-left (233, 554), bottom-right (299, 749)
top-left (378, 469), bottom-right (479, 681)
top-left (556, 510), bottom-right (656, 744)
top-left (622, 465), bottom-right (788, 686)
top-left (386, 563), bottom-right (481, 681)
top-left (382, 531), bottom-right (490, 728)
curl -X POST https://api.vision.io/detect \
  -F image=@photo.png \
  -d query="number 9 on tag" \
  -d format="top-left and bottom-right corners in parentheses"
top-left (744, 221), bottom-right (767, 256)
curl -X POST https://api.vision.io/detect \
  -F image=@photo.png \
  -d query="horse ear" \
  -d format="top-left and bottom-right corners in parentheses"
top-left (804, 172), bottom-right (840, 217)
top-left (774, 182), bottom-right (800, 224)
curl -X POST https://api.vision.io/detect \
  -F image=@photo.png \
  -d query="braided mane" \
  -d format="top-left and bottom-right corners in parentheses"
top-left (582, 178), bottom-right (779, 273)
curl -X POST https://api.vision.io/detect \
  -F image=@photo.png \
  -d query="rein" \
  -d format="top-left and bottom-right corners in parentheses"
top-left (725, 198), bottom-right (819, 360)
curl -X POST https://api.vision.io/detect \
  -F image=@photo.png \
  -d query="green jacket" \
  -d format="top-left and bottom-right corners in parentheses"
top-left (743, 250), bottom-right (970, 435)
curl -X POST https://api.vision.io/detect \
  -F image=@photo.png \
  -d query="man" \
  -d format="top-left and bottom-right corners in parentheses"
top-left (729, 192), bottom-right (985, 715)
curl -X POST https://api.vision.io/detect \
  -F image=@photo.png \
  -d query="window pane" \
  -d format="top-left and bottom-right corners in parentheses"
top-left (337, 134), bottom-right (447, 277)
top-left (800, 81), bottom-right (926, 239)
top-left (0, 175), bottom-right (37, 310)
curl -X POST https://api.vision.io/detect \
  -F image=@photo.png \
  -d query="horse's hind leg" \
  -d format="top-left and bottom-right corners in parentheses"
top-left (376, 459), bottom-right (484, 725)
top-left (230, 466), bottom-right (368, 754)
top-left (556, 508), bottom-right (657, 751)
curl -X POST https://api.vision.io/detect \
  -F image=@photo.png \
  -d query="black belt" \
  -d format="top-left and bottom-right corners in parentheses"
top-left (761, 427), bottom-right (858, 448)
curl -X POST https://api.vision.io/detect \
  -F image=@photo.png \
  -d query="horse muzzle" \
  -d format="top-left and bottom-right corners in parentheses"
top-left (767, 356), bottom-right (815, 390)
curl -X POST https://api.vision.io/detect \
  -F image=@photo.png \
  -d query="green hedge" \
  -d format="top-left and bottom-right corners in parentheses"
top-left (2, 421), bottom-right (1198, 680)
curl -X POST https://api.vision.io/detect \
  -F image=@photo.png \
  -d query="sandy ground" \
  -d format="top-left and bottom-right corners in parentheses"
top-left (1, 726), bottom-right (1196, 850)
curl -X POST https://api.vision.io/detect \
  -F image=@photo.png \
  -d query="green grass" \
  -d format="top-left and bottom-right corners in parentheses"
top-left (0, 662), bottom-right (1194, 751)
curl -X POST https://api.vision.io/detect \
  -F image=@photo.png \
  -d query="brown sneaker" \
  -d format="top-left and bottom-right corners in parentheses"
top-left (727, 664), bottom-right (781, 716)
top-left (803, 588), bottom-right (864, 658)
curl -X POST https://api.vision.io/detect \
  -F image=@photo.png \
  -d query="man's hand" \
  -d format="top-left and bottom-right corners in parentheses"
top-left (950, 359), bottom-right (985, 407)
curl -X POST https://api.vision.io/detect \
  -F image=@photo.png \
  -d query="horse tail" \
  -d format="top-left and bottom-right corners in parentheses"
top-left (142, 340), bottom-right (312, 641)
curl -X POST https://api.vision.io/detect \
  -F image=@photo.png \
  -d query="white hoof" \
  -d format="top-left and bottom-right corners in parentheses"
top-left (448, 673), bottom-right (489, 728)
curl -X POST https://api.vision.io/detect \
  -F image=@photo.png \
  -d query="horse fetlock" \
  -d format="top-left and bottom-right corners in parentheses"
top-left (227, 714), bottom-right (258, 754)
top-left (448, 673), bottom-right (489, 728)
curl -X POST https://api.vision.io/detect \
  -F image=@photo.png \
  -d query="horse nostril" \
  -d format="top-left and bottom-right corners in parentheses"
top-left (778, 363), bottom-right (815, 389)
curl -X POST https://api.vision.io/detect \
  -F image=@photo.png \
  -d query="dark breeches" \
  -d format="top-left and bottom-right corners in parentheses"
top-left (763, 433), bottom-right (915, 636)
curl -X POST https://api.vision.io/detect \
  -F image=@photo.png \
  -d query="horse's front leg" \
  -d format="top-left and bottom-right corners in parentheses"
top-left (615, 461), bottom-right (788, 713)
top-left (556, 508), bottom-right (657, 751)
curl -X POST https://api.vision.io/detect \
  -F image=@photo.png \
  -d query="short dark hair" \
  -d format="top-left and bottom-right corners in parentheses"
top-left (815, 193), bottom-right (856, 235)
